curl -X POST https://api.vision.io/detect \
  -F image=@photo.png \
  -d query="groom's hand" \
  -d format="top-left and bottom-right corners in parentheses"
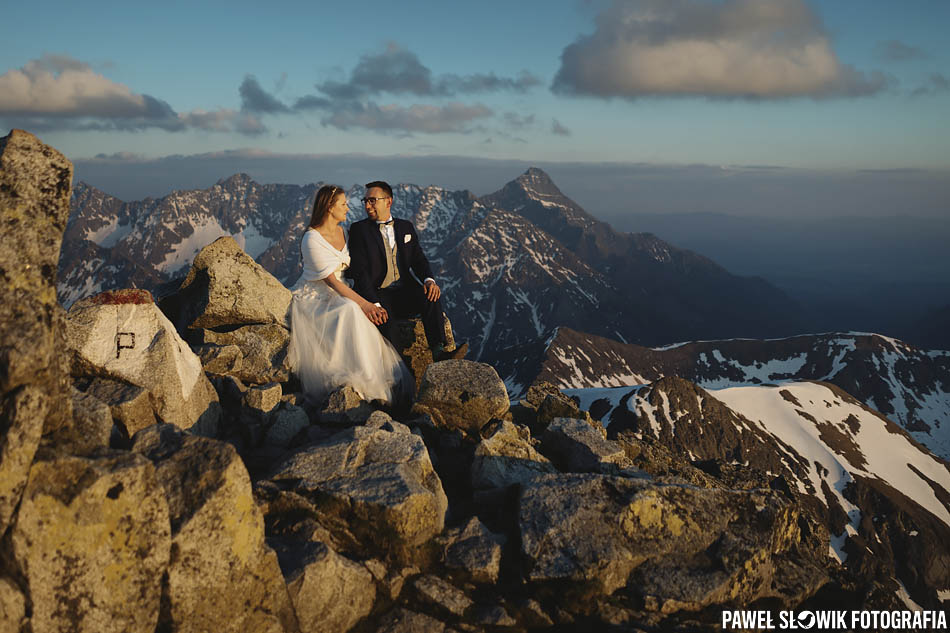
top-left (424, 279), bottom-right (441, 301)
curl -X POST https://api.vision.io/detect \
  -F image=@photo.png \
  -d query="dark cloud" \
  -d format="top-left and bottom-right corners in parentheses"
top-left (911, 73), bottom-right (950, 97)
top-left (0, 55), bottom-right (266, 135)
top-left (314, 43), bottom-right (541, 99)
top-left (240, 75), bottom-right (290, 113)
top-left (874, 40), bottom-right (926, 62)
top-left (293, 95), bottom-right (332, 110)
top-left (436, 71), bottom-right (541, 95)
top-left (318, 44), bottom-right (433, 98)
top-left (552, 118), bottom-right (571, 136)
top-left (552, 0), bottom-right (888, 99)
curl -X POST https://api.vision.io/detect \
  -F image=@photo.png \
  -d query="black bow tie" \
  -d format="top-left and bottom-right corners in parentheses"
top-left (376, 219), bottom-right (394, 226)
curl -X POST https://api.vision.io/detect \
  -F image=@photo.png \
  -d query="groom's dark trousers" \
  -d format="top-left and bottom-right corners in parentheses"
top-left (347, 217), bottom-right (446, 349)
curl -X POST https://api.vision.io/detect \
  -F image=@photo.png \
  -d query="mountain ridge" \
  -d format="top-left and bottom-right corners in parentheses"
top-left (61, 168), bottom-right (824, 370)
top-left (514, 326), bottom-right (950, 460)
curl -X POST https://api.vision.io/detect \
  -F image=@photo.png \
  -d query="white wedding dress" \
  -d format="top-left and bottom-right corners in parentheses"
top-left (288, 229), bottom-right (411, 404)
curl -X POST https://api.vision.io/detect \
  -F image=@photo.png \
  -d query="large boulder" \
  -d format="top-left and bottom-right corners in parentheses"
top-left (132, 425), bottom-right (300, 633)
top-left (165, 236), bottom-right (292, 330)
top-left (194, 323), bottom-right (291, 384)
top-left (470, 420), bottom-right (556, 489)
top-left (411, 574), bottom-right (473, 617)
top-left (375, 609), bottom-right (451, 633)
top-left (272, 539), bottom-right (376, 633)
top-left (0, 387), bottom-right (47, 533)
top-left (46, 385), bottom-right (114, 454)
top-left (540, 417), bottom-right (633, 474)
top-left (440, 516), bottom-right (505, 584)
top-left (0, 130), bottom-right (74, 531)
top-left (269, 425), bottom-right (448, 561)
top-left (519, 473), bottom-right (827, 607)
top-left (414, 360), bottom-right (509, 435)
top-left (0, 576), bottom-right (26, 632)
top-left (65, 289), bottom-right (221, 435)
top-left (10, 450), bottom-right (171, 633)
top-left (78, 376), bottom-right (158, 441)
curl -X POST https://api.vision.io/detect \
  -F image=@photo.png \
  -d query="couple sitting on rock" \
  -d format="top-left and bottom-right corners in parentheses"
top-left (287, 181), bottom-right (465, 405)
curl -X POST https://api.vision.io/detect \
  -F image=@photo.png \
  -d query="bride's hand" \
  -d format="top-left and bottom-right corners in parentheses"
top-left (361, 302), bottom-right (388, 325)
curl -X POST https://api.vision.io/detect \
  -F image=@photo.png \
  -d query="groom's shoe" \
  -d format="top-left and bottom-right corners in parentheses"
top-left (434, 341), bottom-right (468, 362)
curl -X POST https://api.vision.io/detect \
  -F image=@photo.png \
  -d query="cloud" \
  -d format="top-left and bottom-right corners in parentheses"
top-left (0, 54), bottom-right (171, 119)
top-left (239, 75), bottom-right (290, 113)
top-left (0, 55), bottom-right (267, 134)
top-left (503, 112), bottom-right (535, 129)
top-left (315, 43), bottom-right (540, 98)
top-left (552, 118), bottom-right (571, 136)
top-left (234, 44), bottom-right (541, 136)
top-left (321, 101), bottom-right (492, 134)
top-left (874, 40), bottom-right (926, 62)
top-left (293, 95), bottom-right (332, 110)
top-left (437, 71), bottom-right (542, 95)
top-left (552, 0), bottom-right (888, 99)
top-left (179, 109), bottom-right (268, 135)
top-left (911, 73), bottom-right (950, 97)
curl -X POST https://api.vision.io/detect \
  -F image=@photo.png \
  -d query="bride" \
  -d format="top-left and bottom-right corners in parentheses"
top-left (288, 184), bottom-right (411, 405)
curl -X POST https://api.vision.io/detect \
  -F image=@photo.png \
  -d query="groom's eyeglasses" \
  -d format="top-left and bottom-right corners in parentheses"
top-left (361, 196), bottom-right (391, 205)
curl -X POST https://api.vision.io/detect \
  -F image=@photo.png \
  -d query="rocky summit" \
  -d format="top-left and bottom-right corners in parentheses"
top-left (2, 129), bottom-right (948, 632)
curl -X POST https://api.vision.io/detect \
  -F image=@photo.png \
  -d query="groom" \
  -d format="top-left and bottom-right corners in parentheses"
top-left (347, 180), bottom-right (465, 360)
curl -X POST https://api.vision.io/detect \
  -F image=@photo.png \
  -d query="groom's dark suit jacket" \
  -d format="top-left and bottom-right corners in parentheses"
top-left (347, 217), bottom-right (434, 304)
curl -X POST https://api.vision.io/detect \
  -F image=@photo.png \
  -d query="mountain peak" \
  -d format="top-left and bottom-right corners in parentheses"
top-left (519, 167), bottom-right (554, 184)
top-left (483, 167), bottom-right (573, 210)
top-left (215, 173), bottom-right (253, 187)
top-left (513, 167), bottom-right (562, 197)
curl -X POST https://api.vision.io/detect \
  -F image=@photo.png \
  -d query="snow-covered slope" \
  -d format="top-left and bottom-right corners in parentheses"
top-left (565, 376), bottom-right (950, 608)
top-left (529, 328), bottom-right (950, 461)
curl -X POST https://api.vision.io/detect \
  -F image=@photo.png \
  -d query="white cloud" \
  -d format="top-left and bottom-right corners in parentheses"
top-left (553, 0), bottom-right (887, 99)
top-left (0, 55), bottom-right (267, 135)
top-left (0, 54), bottom-right (154, 117)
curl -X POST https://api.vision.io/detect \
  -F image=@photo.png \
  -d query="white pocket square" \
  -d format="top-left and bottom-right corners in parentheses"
top-left (403, 234), bottom-right (412, 243)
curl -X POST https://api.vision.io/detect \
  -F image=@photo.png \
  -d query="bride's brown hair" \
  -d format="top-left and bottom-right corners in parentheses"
top-left (308, 184), bottom-right (344, 229)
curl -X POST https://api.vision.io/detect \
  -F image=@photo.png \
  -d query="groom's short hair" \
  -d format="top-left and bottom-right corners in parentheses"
top-left (364, 180), bottom-right (393, 198)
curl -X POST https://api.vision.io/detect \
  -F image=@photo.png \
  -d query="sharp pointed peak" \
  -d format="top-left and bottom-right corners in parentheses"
top-left (215, 173), bottom-right (254, 187)
top-left (519, 166), bottom-right (553, 181)
top-left (492, 166), bottom-right (564, 199)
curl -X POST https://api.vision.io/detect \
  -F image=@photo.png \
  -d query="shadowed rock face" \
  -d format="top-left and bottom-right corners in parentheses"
top-left (131, 426), bottom-right (299, 633)
top-left (271, 539), bottom-right (375, 633)
top-left (11, 450), bottom-right (171, 633)
top-left (518, 472), bottom-right (827, 604)
top-left (0, 129), bottom-right (74, 533)
top-left (268, 425), bottom-right (448, 563)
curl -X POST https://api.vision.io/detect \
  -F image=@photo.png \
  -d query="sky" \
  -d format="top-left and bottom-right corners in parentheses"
top-left (2, 0), bottom-right (949, 217)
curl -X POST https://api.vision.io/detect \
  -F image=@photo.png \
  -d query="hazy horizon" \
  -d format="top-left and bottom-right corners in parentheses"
top-left (71, 150), bottom-right (950, 221)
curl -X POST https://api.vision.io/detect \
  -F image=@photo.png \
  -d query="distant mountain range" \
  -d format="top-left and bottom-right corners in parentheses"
top-left (60, 167), bottom-right (805, 365)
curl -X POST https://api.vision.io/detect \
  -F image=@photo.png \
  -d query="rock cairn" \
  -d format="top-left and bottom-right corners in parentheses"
top-left (0, 130), bottom-right (921, 633)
